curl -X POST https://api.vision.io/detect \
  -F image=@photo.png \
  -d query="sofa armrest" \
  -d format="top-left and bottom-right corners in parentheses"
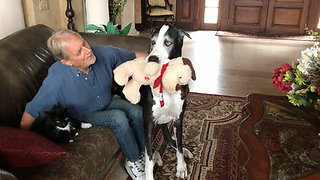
top-left (0, 169), bottom-right (18, 180)
top-left (80, 33), bottom-right (151, 54)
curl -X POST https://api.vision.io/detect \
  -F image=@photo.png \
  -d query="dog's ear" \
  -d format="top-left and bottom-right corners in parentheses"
top-left (150, 26), bottom-right (160, 35)
top-left (182, 58), bottom-right (196, 81)
top-left (151, 27), bottom-right (157, 34)
top-left (179, 29), bottom-right (192, 39)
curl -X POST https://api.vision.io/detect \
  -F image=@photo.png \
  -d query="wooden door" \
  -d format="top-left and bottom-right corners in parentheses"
top-left (266, 0), bottom-right (310, 34)
top-left (176, 0), bottom-right (196, 30)
top-left (228, 0), bottom-right (269, 32)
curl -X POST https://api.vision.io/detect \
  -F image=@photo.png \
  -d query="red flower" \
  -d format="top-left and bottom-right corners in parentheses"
top-left (317, 83), bottom-right (320, 96)
top-left (272, 63), bottom-right (292, 93)
top-left (281, 63), bottom-right (292, 71)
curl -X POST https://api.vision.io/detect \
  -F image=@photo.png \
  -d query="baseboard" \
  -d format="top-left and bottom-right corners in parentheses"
top-left (135, 22), bottom-right (195, 31)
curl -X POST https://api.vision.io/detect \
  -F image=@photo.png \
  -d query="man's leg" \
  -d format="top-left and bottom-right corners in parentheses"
top-left (79, 107), bottom-right (140, 161)
top-left (107, 95), bottom-right (145, 153)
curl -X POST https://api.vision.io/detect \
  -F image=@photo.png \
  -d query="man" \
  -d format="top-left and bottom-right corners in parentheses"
top-left (20, 29), bottom-right (147, 180)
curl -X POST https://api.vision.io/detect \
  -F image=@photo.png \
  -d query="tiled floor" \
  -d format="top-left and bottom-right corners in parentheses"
top-left (110, 29), bottom-right (315, 179)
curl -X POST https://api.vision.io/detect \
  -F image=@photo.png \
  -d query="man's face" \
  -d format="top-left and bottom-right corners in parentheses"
top-left (61, 35), bottom-right (96, 73)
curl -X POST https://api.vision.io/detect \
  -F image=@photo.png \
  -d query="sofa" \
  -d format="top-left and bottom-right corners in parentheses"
top-left (0, 24), bottom-right (150, 180)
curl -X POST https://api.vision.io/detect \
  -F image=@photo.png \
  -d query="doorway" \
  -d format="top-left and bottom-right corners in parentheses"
top-left (200, 0), bottom-right (219, 30)
top-left (198, 0), bottom-right (316, 34)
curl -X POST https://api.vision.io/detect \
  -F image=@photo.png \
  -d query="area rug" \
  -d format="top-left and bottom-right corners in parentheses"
top-left (127, 92), bottom-right (248, 180)
top-left (215, 31), bottom-right (314, 41)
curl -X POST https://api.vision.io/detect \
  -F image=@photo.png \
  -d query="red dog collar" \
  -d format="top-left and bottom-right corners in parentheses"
top-left (153, 63), bottom-right (169, 107)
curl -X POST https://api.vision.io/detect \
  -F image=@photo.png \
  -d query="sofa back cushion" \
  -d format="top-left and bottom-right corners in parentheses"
top-left (80, 32), bottom-right (151, 54)
top-left (0, 25), bottom-right (151, 128)
top-left (0, 24), bottom-right (55, 127)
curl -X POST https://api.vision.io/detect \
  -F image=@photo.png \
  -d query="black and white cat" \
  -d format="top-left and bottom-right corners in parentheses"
top-left (31, 107), bottom-right (92, 143)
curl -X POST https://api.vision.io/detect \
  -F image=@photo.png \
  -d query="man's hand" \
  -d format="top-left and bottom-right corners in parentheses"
top-left (135, 52), bottom-right (148, 58)
top-left (20, 111), bottom-right (36, 130)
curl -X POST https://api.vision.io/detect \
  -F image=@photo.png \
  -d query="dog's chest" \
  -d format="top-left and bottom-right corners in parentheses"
top-left (152, 90), bottom-right (184, 124)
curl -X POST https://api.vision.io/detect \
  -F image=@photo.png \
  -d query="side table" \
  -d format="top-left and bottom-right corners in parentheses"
top-left (237, 94), bottom-right (320, 180)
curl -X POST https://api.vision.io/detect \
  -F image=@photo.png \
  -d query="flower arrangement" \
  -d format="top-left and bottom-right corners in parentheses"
top-left (272, 29), bottom-right (320, 106)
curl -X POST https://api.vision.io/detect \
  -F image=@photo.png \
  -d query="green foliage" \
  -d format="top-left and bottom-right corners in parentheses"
top-left (287, 94), bottom-right (303, 106)
top-left (287, 90), bottom-right (317, 106)
top-left (294, 69), bottom-right (306, 86)
top-left (82, 24), bottom-right (105, 33)
top-left (283, 70), bottom-right (294, 82)
top-left (305, 27), bottom-right (320, 43)
top-left (120, 22), bottom-right (132, 35)
top-left (111, 0), bottom-right (128, 25)
top-left (82, 22), bottom-right (132, 35)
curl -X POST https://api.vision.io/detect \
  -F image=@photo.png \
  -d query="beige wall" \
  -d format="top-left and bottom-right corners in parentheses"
top-left (21, 0), bottom-right (176, 31)
top-left (22, 0), bottom-right (84, 31)
top-left (0, 0), bottom-right (25, 39)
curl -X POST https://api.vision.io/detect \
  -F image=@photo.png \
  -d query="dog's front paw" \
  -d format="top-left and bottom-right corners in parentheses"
top-left (176, 161), bottom-right (187, 179)
top-left (81, 122), bottom-right (92, 129)
top-left (153, 151), bottom-right (163, 166)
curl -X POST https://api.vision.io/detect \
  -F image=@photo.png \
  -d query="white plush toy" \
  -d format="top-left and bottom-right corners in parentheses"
top-left (113, 57), bottom-right (196, 104)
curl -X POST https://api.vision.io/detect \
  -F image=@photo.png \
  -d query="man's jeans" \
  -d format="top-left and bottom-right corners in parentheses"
top-left (79, 95), bottom-right (145, 162)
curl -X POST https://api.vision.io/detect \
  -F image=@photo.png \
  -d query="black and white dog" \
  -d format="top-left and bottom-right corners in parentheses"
top-left (140, 24), bottom-right (196, 179)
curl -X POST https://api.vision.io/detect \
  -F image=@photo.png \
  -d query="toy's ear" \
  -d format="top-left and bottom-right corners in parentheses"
top-left (182, 58), bottom-right (196, 80)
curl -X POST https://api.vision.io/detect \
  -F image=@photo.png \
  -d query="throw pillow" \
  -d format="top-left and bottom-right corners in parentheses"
top-left (0, 126), bottom-right (69, 167)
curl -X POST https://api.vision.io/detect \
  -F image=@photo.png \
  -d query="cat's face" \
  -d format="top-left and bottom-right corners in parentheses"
top-left (45, 107), bottom-right (70, 128)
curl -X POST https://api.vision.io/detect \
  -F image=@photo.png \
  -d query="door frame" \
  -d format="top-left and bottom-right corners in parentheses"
top-left (227, 0), bottom-right (269, 33)
top-left (197, 0), bottom-right (320, 33)
top-left (199, 0), bottom-right (219, 30)
top-left (266, 0), bottom-right (310, 34)
top-left (307, 0), bottom-right (320, 33)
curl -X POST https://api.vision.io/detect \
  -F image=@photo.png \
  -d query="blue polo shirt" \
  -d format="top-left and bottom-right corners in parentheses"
top-left (25, 45), bottom-right (136, 119)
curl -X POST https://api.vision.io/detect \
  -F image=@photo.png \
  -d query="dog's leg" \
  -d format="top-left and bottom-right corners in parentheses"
top-left (174, 101), bottom-right (191, 179)
top-left (142, 85), bottom-right (156, 180)
top-left (145, 118), bottom-right (155, 180)
top-left (153, 150), bottom-right (163, 166)
top-left (174, 118), bottom-right (188, 179)
top-left (160, 123), bottom-right (177, 148)
top-left (169, 125), bottom-right (193, 159)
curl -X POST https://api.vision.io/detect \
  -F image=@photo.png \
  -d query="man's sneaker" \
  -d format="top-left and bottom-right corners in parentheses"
top-left (125, 158), bottom-right (145, 180)
top-left (138, 152), bottom-right (145, 171)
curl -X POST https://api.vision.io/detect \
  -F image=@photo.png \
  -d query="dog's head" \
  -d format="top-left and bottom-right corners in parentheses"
top-left (146, 24), bottom-right (191, 64)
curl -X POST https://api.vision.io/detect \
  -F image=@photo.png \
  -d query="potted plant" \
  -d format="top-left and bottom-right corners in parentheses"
top-left (82, 0), bottom-right (131, 35)
top-left (110, 0), bottom-right (128, 26)
top-left (82, 21), bottom-right (132, 35)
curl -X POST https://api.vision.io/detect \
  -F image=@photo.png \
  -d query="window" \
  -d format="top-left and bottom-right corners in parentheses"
top-left (204, 0), bottom-right (219, 24)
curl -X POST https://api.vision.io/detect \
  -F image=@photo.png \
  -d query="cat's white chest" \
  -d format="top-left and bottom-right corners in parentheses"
top-left (56, 122), bottom-right (71, 131)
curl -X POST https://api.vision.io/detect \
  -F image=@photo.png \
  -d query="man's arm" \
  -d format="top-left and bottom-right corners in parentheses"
top-left (135, 52), bottom-right (148, 58)
top-left (20, 111), bottom-right (36, 130)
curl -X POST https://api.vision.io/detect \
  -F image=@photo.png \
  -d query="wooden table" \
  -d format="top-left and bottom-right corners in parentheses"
top-left (237, 94), bottom-right (320, 180)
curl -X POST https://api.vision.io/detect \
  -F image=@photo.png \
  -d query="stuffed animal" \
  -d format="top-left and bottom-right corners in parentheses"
top-left (113, 57), bottom-right (161, 104)
top-left (113, 57), bottom-right (196, 104)
top-left (161, 57), bottom-right (196, 93)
